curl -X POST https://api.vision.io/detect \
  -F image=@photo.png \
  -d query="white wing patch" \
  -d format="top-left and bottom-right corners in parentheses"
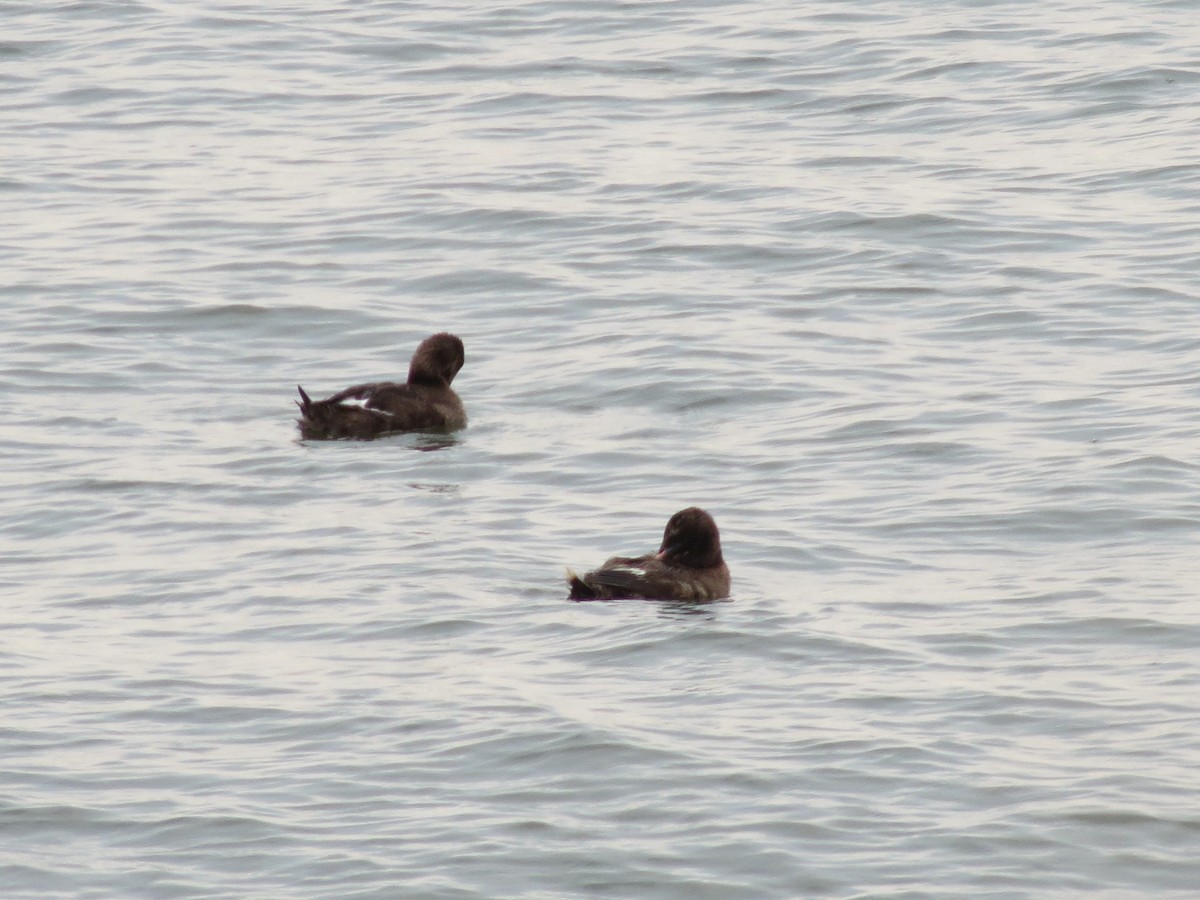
top-left (339, 396), bottom-right (393, 418)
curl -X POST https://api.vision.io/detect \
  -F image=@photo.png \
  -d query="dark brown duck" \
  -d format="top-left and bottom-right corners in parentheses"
top-left (296, 332), bottom-right (466, 440)
top-left (567, 507), bottom-right (731, 601)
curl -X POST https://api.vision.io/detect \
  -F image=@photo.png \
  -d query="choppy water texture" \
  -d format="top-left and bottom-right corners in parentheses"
top-left (4, 1), bottom-right (1200, 896)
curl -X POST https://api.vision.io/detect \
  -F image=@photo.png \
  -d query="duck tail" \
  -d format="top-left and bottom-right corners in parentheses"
top-left (566, 567), bottom-right (598, 600)
top-left (295, 385), bottom-right (328, 439)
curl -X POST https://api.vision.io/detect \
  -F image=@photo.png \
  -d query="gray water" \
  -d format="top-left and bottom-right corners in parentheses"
top-left (4, 1), bottom-right (1200, 897)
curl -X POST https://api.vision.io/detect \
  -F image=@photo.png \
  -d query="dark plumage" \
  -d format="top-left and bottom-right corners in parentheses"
top-left (567, 507), bottom-right (731, 601)
top-left (296, 332), bottom-right (466, 440)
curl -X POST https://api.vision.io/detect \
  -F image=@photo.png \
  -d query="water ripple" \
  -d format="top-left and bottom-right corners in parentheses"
top-left (3, 0), bottom-right (1200, 896)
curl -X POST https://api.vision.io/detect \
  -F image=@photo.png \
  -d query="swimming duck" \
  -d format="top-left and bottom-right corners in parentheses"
top-left (567, 507), bottom-right (730, 601)
top-left (296, 332), bottom-right (466, 440)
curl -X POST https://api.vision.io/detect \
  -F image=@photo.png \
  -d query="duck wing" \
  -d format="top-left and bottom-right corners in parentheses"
top-left (296, 381), bottom-right (464, 439)
top-left (320, 381), bottom-right (403, 405)
top-left (570, 555), bottom-right (728, 601)
top-left (569, 554), bottom-right (671, 600)
top-left (361, 382), bottom-right (465, 431)
top-left (296, 384), bottom-right (396, 440)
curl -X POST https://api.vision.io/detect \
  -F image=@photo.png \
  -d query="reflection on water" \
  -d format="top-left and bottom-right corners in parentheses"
top-left (655, 598), bottom-right (724, 620)
top-left (411, 434), bottom-right (461, 453)
top-left (293, 431), bottom-right (462, 451)
top-left (406, 481), bottom-right (461, 494)
top-left (569, 593), bottom-right (723, 619)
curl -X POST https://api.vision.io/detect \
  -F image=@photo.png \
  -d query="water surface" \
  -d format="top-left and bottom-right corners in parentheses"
top-left (4, 1), bottom-right (1200, 896)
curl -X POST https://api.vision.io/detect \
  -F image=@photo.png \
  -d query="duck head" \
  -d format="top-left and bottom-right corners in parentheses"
top-left (407, 333), bottom-right (465, 387)
top-left (657, 507), bottom-right (724, 569)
